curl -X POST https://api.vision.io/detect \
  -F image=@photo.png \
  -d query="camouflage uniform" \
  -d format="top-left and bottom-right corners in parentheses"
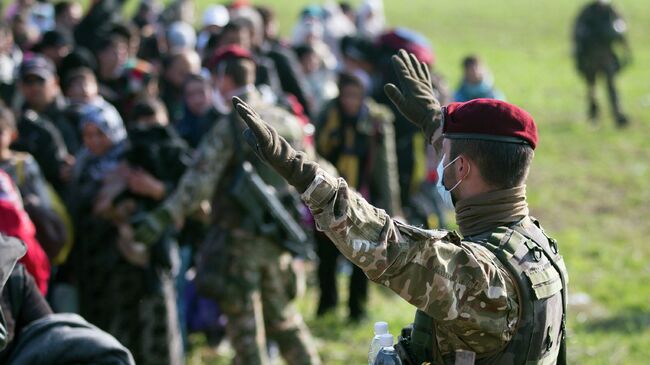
top-left (299, 124), bottom-right (567, 363)
top-left (161, 90), bottom-right (320, 365)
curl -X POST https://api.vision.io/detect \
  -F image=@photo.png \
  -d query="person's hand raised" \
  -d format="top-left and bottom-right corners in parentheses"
top-left (232, 96), bottom-right (318, 193)
top-left (384, 49), bottom-right (442, 140)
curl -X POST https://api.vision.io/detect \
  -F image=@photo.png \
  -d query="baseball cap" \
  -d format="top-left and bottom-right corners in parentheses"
top-left (19, 55), bottom-right (56, 80)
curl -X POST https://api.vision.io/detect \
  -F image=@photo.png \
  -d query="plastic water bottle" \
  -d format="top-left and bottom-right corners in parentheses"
top-left (373, 334), bottom-right (402, 365)
top-left (368, 321), bottom-right (389, 365)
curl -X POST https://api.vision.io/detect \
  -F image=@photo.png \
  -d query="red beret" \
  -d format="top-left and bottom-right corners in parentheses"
top-left (208, 45), bottom-right (254, 71)
top-left (443, 98), bottom-right (538, 149)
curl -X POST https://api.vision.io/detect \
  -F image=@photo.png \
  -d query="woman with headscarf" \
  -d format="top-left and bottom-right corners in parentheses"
top-left (68, 102), bottom-right (184, 365)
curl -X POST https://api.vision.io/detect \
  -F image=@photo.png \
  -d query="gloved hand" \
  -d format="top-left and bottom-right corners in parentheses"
top-left (132, 207), bottom-right (173, 246)
top-left (384, 49), bottom-right (442, 141)
top-left (232, 96), bottom-right (319, 193)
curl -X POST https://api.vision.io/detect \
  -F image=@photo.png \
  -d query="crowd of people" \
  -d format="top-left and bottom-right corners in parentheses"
top-left (0, 0), bottom-right (627, 364)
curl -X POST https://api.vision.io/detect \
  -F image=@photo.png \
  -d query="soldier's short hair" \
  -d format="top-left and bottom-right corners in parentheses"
top-left (450, 139), bottom-right (533, 189)
top-left (0, 104), bottom-right (16, 132)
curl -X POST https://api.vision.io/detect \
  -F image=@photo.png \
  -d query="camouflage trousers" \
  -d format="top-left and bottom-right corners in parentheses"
top-left (208, 233), bottom-right (321, 365)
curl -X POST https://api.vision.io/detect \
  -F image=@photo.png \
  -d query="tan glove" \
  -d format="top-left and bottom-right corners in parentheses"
top-left (232, 96), bottom-right (319, 193)
top-left (384, 49), bottom-right (443, 142)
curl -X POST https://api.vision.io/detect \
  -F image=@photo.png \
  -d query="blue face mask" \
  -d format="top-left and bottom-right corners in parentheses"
top-left (435, 155), bottom-right (467, 210)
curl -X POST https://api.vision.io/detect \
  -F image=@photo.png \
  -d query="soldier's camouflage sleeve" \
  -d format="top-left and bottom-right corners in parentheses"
top-left (301, 170), bottom-right (519, 352)
top-left (163, 120), bottom-right (233, 225)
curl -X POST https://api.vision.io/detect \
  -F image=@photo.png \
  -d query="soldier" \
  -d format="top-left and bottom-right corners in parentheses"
top-left (573, 0), bottom-right (630, 126)
top-left (133, 45), bottom-right (321, 365)
top-left (233, 50), bottom-right (568, 364)
top-left (314, 71), bottom-right (401, 320)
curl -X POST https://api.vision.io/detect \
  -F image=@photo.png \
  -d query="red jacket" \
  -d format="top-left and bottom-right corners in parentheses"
top-left (0, 171), bottom-right (50, 294)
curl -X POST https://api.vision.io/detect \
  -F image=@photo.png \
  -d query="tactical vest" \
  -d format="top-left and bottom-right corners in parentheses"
top-left (404, 217), bottom-right (568, 365)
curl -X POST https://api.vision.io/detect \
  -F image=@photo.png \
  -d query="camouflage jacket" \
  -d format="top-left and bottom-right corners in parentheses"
top-left (162, 89), bottom-right (303, 226)
top-left (301, 124), bottom-right (521, 356)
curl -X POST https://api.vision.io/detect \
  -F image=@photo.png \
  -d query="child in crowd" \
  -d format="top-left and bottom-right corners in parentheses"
top-left (453, 55), bottom-right (505, 102)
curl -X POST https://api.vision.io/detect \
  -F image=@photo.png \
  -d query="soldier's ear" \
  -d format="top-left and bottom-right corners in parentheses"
top-left (457, 154), bottom-right (473, 178)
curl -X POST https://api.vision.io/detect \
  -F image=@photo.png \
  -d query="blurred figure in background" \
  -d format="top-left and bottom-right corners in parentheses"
top-left (292, 6), bottom-right (338, 71)
top-left (197, 5), bottom-right (229, 56)
top-left (160, 50), bottom-right (201, 124)
top-left (355, 0), bottom-right (385, 39)
top-left (70, 101), bottom-right (185, 365)
top-left (53, 1), bottom-right (82, 35)
top-left (294, 44), bottom-right (338, 115)
top-left (453, 55), bottom-right (505, 102)
top-left (0, 22), bottom-right (22, 106)
top-left (12, 56), bottom-right (75, 194)
top-left (176, 73), bottom-right (222, 149)
top-left (314, 72), bottom-right (401, 321)
top-left (0, 163), bottom-right (50, 295)
top-left (573, 0), bottom-right (630, 127)
top-left (257, 5), bottom-right (314, 118)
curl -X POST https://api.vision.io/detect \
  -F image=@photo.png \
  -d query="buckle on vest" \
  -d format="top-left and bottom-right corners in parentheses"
top-left (532, 246), bottom-right (543, 262)
top-left (549, 238), bottom-right (559, 254)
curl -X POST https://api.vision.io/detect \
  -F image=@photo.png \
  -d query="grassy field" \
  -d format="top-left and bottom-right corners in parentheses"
top-left (151, 0), bottom-right (650, 363)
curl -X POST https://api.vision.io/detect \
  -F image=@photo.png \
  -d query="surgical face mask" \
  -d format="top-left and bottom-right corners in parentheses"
top-left (436, 155), bottom-right (464, 210)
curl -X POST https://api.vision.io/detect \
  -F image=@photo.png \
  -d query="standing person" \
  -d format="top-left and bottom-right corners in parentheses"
top-left (12, 56), bottom-right (74, 193)
top-left (314, 71), bottom-right (401, 321)
top-left (293, 44), bottom-right (338, 115)
top-left (0, 169), bottom-right (50, 295)
top-left (573, 0), bottom-right (630, 126)
top-left (0, 22), bottom-right (22, 106)
top-left (453, 55), bottom-right (505, 102)
top-left (232, 50), bottom-right (569, 365)
top-left (69, 102), bottom-right (183, 365)
top-left (160, 50), bottom-right (201, 125)
top-left (176, 73), bottom-right (223, 149)
top-left (256, 5), bottom-right (314, 118)
top-left (133, 45), bottom-right (321, 365)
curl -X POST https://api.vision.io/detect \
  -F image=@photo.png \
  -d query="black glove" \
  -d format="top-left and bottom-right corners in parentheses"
top-left (384, 49), bottom-right (443, 141)
top-left (232, 96), bottom-right (319, 193)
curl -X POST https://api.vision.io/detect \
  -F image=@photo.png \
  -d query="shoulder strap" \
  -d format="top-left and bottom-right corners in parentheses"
top-left (515, 218), bottom-right (568, 365)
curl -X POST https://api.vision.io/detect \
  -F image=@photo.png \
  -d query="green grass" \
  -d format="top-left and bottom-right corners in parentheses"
top-left (148, 0), bottom-right (650, 363)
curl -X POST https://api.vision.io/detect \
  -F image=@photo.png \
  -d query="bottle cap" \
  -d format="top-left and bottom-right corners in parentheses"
top-left (378, 333), bottom-right (394, 347)
top-left (374, 321), bottom-right (388, 335)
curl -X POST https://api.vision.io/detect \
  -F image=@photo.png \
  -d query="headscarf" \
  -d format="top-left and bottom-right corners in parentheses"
top-left (74, 100), bottom-right (127, 182)
top-left (79, 100), bottom-right (127, 145)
